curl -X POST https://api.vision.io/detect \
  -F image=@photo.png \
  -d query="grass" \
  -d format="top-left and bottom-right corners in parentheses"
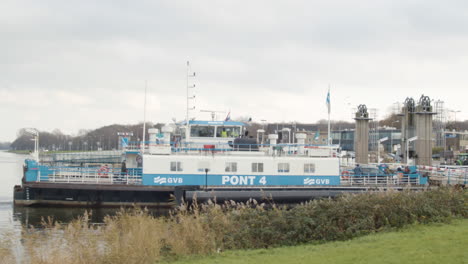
top-left (170, 219), bottom-right (468, 264)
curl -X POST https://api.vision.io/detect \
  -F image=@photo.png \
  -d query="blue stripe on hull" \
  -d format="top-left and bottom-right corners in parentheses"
top-left (142, 174), bottom-right (340, 186)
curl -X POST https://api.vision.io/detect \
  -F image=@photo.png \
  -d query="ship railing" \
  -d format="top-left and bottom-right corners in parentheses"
top-left (173, 142), bottom-right (264, 154)
top-left (37, 166), bottom-right (143, 185)
top-left (340, 173), bottom-right (420, 186)
top-left (417, 166), bottom-right (468, 185)
top-left (126, 141), bottom-right (337, 157)
top-left (39, 151), bottom-right (123, 164)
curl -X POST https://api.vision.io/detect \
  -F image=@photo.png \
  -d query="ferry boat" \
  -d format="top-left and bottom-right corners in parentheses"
top-left (15, 62), bottom-right (468, 207)
top-left (13, 118), bottom-right (436, 207)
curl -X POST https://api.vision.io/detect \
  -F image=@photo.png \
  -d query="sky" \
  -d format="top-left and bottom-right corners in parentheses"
top-left (1, 0), bottom-right (468, 142)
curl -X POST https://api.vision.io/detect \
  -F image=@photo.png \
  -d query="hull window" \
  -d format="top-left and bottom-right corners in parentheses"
top-left (304, 163), bottom-right (316, 173)
top-left (225, 162), bottom-right (237, 172)
top-left (252, 163), bottom-right (264, 173)
top-left (170, 161), bottom-right (183, 172)
top-left (278, 163), bottom-right (290, 173)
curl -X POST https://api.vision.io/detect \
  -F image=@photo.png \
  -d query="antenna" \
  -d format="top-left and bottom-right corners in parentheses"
top-left (142, 81), bottom-right (147, 156)
top-left (186, 61), bottom-right (196, 123)
top-left (186, 61), bottom-right (196, 141)
top-left (25, 128), bottom-right (39, 161)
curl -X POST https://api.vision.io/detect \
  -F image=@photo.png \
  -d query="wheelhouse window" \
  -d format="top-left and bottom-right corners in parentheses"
top-left (216, 126), bottom-right (241, 138)
top-left (225, 162), bottom-right (237, 172)
top-left (170, 161), bottom-right (183, 172)
top-left (304, 163), bottom-right (315, 173)
top-left (252, 163), bottom-right (264, 173)
top-left (190, 126), bottom-right (215, 137)
top-left (278, 163), bottom-right (290, 173)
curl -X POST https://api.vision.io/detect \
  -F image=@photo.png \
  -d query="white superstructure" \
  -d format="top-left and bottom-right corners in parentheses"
top-left (138, 120), bottom-right (342, 187)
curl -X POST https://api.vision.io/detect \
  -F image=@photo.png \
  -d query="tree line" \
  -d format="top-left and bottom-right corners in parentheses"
top-left (0, 142), bottom-right (10, 150)
top-left (7, 116), bottom-right (468, 151)
top-left (8, 120), bottom-right (355, 151)
top-left (9, 123), bottom-right (164, 151)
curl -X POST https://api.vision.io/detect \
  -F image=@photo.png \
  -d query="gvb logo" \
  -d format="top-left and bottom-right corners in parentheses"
top-left (304, 178), bottom-right (330, 185)
top-left (154, 176), bottom-right (167, 184)
top-left (153, 176), bottom-right (183, 184)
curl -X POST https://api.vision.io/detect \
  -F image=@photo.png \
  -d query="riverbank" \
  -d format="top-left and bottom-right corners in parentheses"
top-left (170, 219), bottom-right (468, 264)
top-left (6, 150), bottom-right (30, 154)
top-left (7, 149), bottom-right (97, 154)
top-left (0, 188), bottom-right (466, 264)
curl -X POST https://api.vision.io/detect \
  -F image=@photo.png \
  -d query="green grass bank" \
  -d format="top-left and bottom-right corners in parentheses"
top-left (170, 219), bottom-right (468, 264)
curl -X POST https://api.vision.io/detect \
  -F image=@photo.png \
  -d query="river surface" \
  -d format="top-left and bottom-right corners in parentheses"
top-left (0, 151), bottom-right (165, 237)
top-left (0, 151), bottom-right (24, 234)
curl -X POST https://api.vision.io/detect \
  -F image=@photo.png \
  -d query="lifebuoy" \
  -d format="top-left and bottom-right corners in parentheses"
top-left (341, 171), bottom-right (350, 180)
top-left (98, 165), bottom-right (110, 178)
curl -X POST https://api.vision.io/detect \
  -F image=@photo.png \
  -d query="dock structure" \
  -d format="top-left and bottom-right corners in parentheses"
top-left (400, 97), bottom-right (417, 164)
top-left (414, 95), bottom-right (436, 166)
top-left (354, 104), bottom-right (372, 165)
top-left (399, 95), bottom-right (436, 166)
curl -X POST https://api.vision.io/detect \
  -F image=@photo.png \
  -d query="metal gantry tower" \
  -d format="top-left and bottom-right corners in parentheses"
top-left (354, 105), bottom-right (372, 164)
top-left (434, 100), bottom-right (446, 148)
top-left (369, 108), bottom-right (379, 152)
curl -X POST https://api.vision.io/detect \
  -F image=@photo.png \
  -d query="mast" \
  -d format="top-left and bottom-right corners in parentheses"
top-left (142, 81), bottom-right (147, 155)
top-left (186, 61), bottom-right (196, 141)
top-left (186, 61), bottom-right (189, 128)
top-left (327, 86), bottom-right (331, 146)
top-left (25, 128), bottom-right (39, 161)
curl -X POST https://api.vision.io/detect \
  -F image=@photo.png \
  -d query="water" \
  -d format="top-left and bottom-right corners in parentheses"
top-left (0, 151), bottom-right (167, 236)
top-left (0, 151), bottom-right (25, 234)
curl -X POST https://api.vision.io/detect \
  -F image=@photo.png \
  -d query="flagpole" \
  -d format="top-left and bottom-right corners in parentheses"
top-left (328, 114), bottom-right (331, 145)
top-left (142, 80), bottom-right (147, 156)
top-left (327, 86), bottom-right (331, 146)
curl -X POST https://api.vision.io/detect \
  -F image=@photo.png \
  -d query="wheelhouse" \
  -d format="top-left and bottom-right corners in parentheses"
top-left (181, 120), bottom-right (246, 144)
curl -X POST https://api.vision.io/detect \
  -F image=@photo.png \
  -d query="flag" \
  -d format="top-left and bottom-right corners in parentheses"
top-left (121, 137), bottom-right (128, 148)
top-left (225, 111), bottom-right (231, 121)
top-left (326, 90), bottom-right (331, 114)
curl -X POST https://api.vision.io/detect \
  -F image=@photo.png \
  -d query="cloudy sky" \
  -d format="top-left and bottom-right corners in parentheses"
top-left (1, 0), bottom-right (468, 142)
